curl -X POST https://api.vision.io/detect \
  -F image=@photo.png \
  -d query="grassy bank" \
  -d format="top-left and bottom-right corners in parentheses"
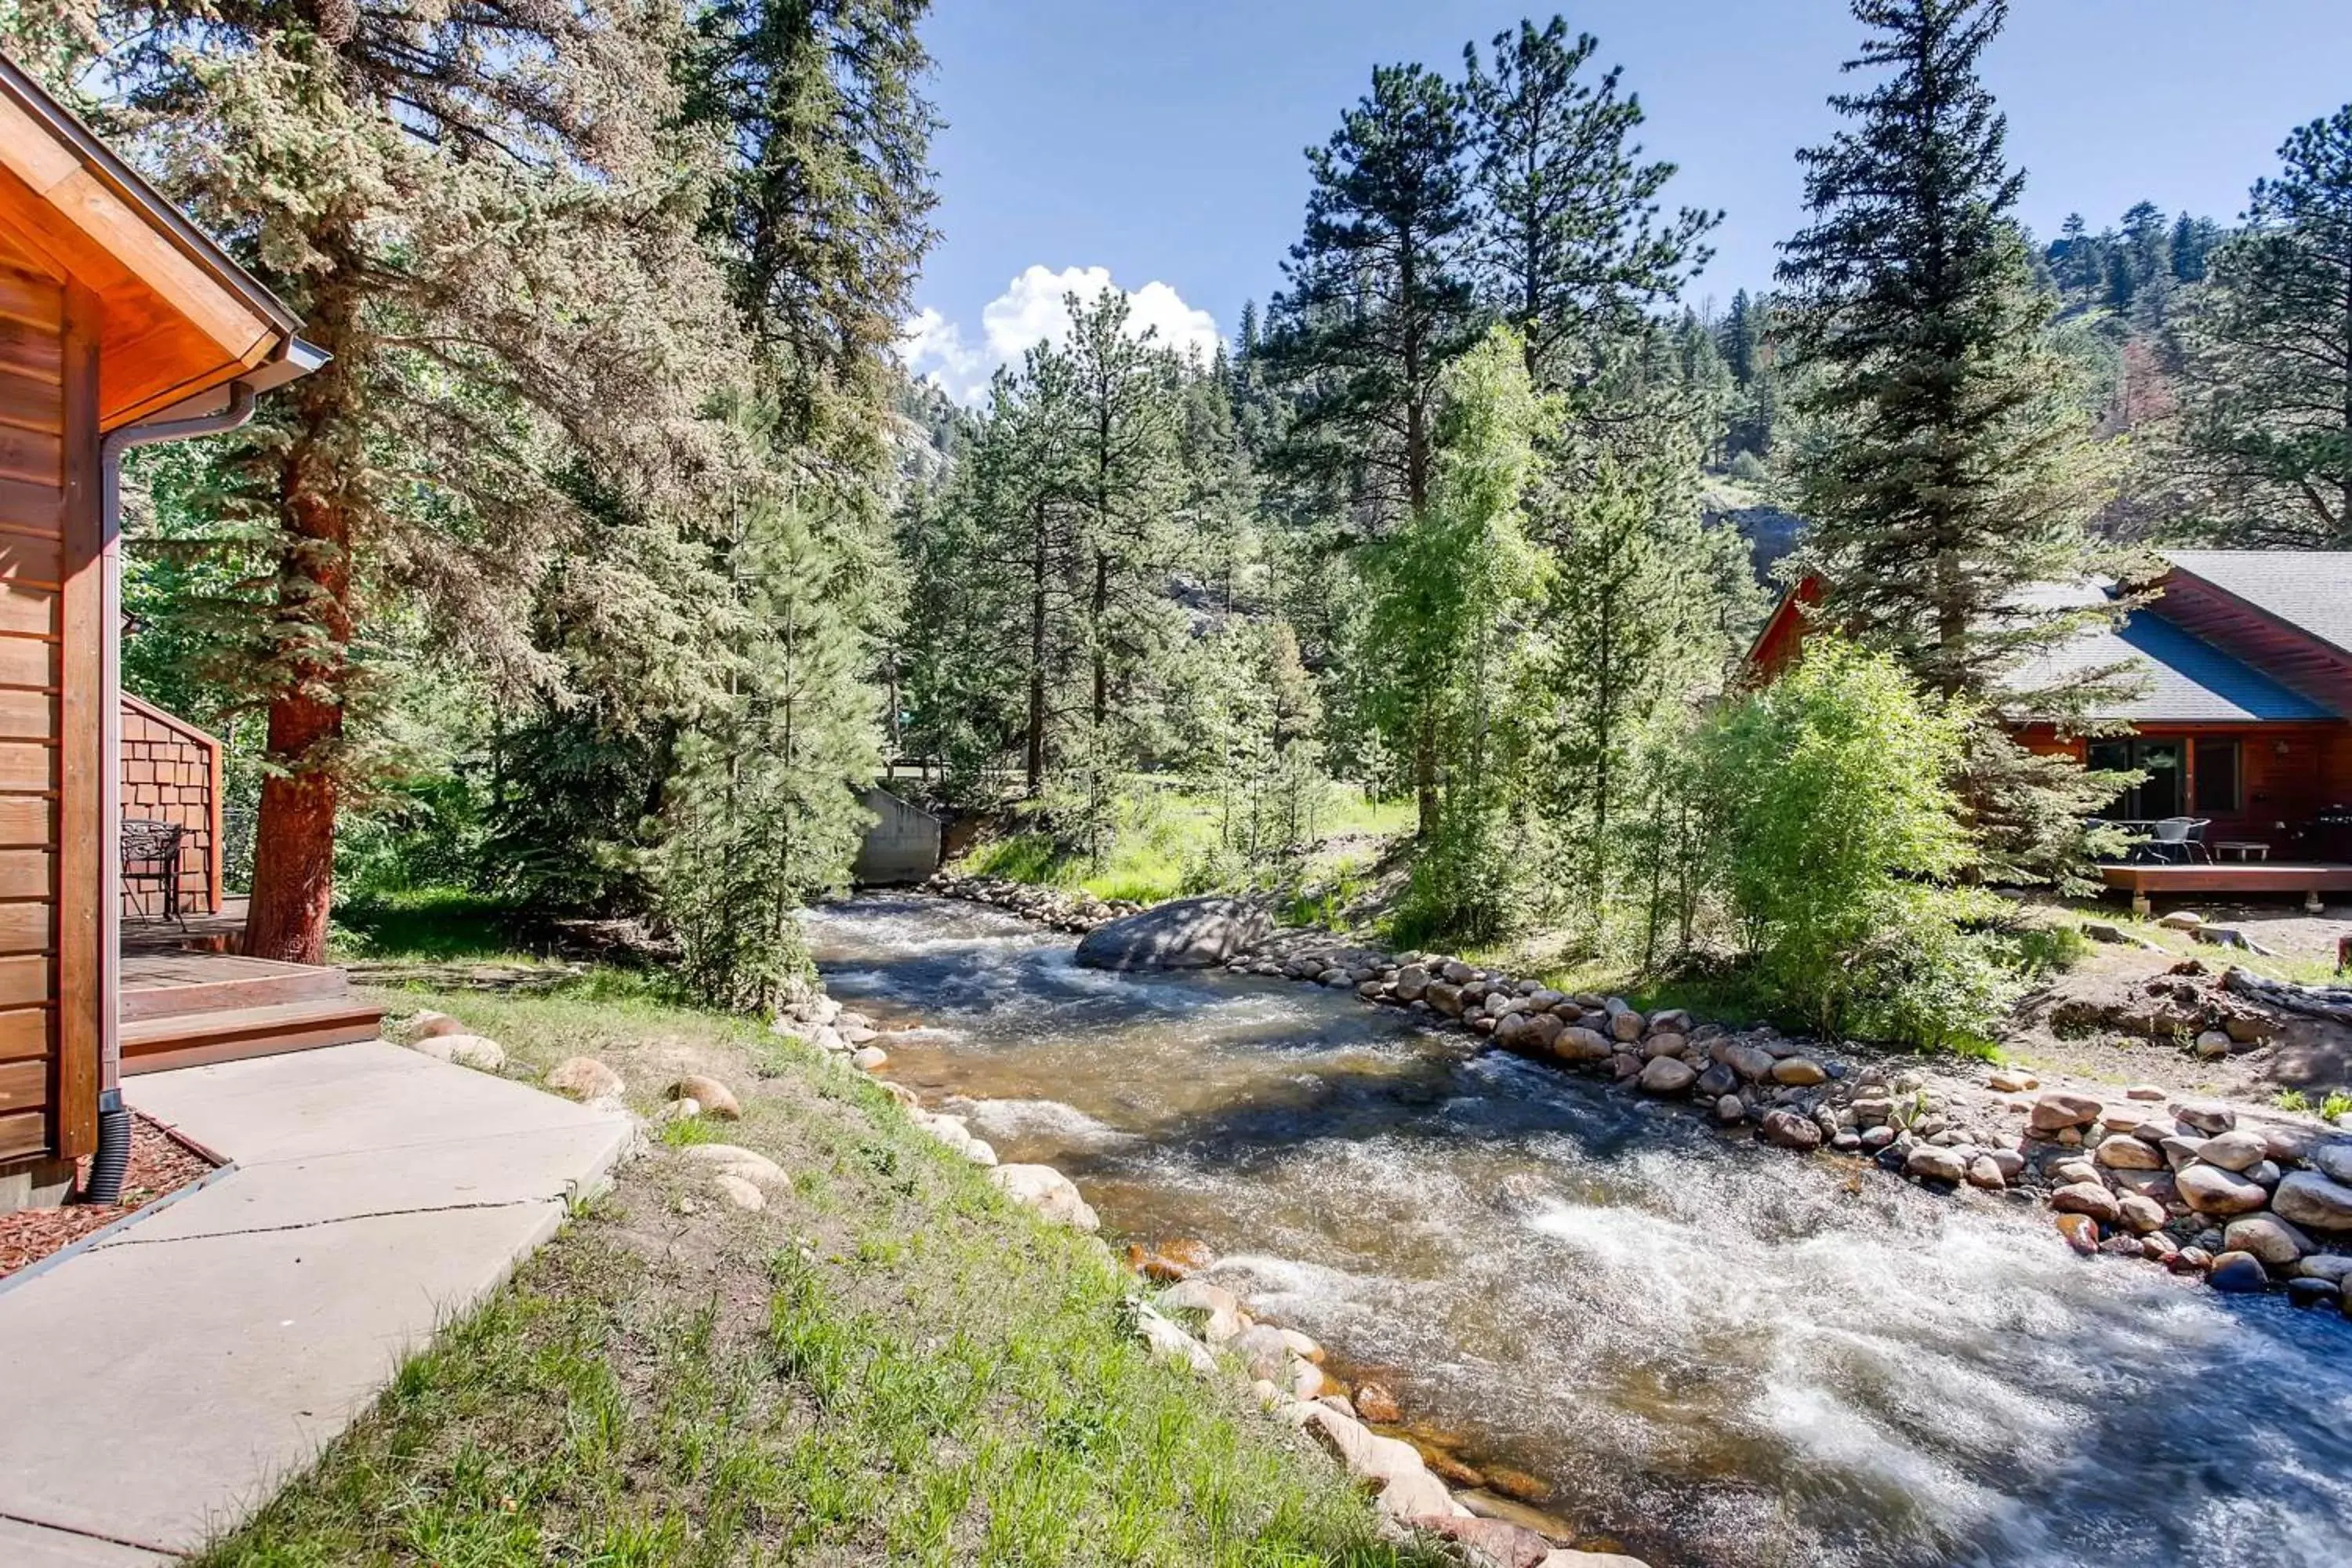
top-left (196, 961), bottom-right (1430, 1567)
top-left (962, 782), bottom-right (1414, 907)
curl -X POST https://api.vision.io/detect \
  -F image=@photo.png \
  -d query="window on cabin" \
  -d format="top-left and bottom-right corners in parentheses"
top-left (2086, 736), bottom-right (2185, 819)
top-left (2193, 739), bottom-right (2240, 814)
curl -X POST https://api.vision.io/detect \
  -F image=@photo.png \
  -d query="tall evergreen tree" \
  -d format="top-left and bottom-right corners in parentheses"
top-left (687, 0), bottom-right (939, 471)
top-left (1777, 0), bottom-right (2118, 705)
top-left (1265, 64), bottom-right (1480, 530)
top-left (2165, 103), bottom-right (2352, 544)
top-left (19, 0), bottom-right (746, 962)
top-left (1461, 16), bottom-right (1717, 392)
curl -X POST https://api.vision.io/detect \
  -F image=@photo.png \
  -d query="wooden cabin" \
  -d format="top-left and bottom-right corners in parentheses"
top-left (1749, 553), bottom-right (2352, 913)
top-left (0, 52), bottom-right (333, 1210)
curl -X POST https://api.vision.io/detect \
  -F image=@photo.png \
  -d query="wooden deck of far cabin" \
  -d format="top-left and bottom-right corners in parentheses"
top-left (2099, 861), bottom-right (2352, 914)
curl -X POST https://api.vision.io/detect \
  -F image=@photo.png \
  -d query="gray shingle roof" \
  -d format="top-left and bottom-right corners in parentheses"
top-left (2009, 580), bottom-right (2332, 724)
top-left (2163, 550), bottom-right (2352, 656)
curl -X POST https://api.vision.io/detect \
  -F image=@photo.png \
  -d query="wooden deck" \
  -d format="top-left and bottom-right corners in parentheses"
top-left (119, 902), bottom-right (384, 1074)
top-left (2100, 861), bottom-right (2352, 913)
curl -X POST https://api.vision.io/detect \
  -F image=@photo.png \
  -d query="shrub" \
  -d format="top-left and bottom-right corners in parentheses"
top-left (1700, 638), bottom-right (2003, 1045)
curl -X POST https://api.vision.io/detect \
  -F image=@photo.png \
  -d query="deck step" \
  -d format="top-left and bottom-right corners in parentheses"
top-left (122, 996), bottom-right (387, 1076)
top-left (120, 961), bottom-right (350, 1023)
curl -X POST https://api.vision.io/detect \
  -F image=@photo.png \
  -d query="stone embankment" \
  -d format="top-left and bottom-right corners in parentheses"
top-left (927, 878), bottom-right (2352, 1319)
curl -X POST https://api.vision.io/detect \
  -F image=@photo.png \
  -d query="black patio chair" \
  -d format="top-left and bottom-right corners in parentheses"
top-left (121, 818), bottom-right (188, 927)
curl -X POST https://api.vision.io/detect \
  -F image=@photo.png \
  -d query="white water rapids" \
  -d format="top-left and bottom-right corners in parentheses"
top-left (808, 894), bottom-right (2352, 1567)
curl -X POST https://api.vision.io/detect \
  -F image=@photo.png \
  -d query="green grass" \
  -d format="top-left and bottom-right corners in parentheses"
top-left (193, 940), bottom-right (1433, 1568)
top-left (960, 782), bottom-right (1410, 908)
top-left (328, 886), bottom-right (538, 964)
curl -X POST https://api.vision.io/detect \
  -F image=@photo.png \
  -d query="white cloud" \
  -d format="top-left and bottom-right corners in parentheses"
top-left (899, 264), bottom-right (1221, 405)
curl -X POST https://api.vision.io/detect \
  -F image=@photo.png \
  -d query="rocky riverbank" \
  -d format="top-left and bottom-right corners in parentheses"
top-left (924, 876), bottom-right (2352, 1319)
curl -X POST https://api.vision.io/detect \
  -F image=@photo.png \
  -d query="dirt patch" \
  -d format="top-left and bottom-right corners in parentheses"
top-left (0, 1115), bottom-right (217, 1279)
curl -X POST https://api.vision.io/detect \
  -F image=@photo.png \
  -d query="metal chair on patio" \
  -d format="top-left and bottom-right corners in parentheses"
top-left (2144, 817), bottom-right (2212, 864)
top-left (121, 818), bottom-right (189, 927)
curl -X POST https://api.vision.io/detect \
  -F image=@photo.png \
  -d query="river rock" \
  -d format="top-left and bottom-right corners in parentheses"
top-left (2295, 1252), bottom-right (2352, 1283)
top-left (1133, 1302), bottom-right (1218, 1375)
top-left (1695, 1064), bottom-right (1737, 1098)
top-left (1073, 896), bottom-right (1271, 971)
top-left (2224, 1213), bottom-right (2312, 1265)
top-left (1427, 982), bottom-right (1466, 1018)
top-left (2159, 1135), bottom-right (2205, 1172)
top-left (2047, 1155), bottom-right (2103, 1187)
top-left (2051, 1182), bottom-right (2121, 1223)
top-left (1715, 1094), bottom-right (1746, 1125)
top-left (2029, 1092), bottom-right (2103, 1134)
top-left (2177, 1163), bottom-right (2269, 1216)
top-left (851, 1045), bottom-right (889, 1071)
top-left (1770, 1056), bottom-right (1828, 1087)
top-left (2309, 1143), bottom-right (2352, 1185)
top-left (1160, 1279), bottom-right (1243, 1342)
top-left (1638, 1057), bottom-right (1697, 1095)
top-left (2194, 1129), bottom-right (2266, 1172)
top-left (2207, 1250), bottom-right (2270, 1291)
top-left (408, 1010), bottom-right (466, 1041)
top-left (546, 1056), bottom-right (623, 1102)
top-left (1234, 1325), bottom-right (1293, 1383)
top-left (1353, 1381), bottom-right (1403, 1425)
top-left (1760, 1109), bottom-right (1822, 1151)
top-left (1298, 1402), bottom-right (1431, 1492)
top-left (2116, 1192), bottom-right (2168, 1234)
top-left (1553, 1026), bottom-right (1613, 1063)
top-left (1641, 1032), bottom-right (1689, 1061)
top-left (412, 1032), bottom-right (505, 1073)
top-left (1406, 1515), bottom-right (1552, 1568)
top-left (1987, 1068), bottom-right (2038, 1093)
top-left (1609, 1010), bottom-right (1644, 1043)
top-left (710, 1171), bottom-right (764, 1210)
top-left (1966, 1156), bottom-right (2008, 1191)
top-left (681, 1142), bottom-right (786, 1189)
top-left (2174, 1099), bottom-right (2235, 1134)
top-left (2094, 1136), bottom-right (2162, 1171)
top-left (2271, 1171), bottom-right (2352, 1232)
top-left (667, 1074), bottom-right (740, 1120)
top-left (1392, 965), bottom-right (1430, 1002)
top-left (1905, 1145), bottom-right (1968, 1183)
top-left (989, 1164), bottom-right (1100, 1231)
top-left (1718, 1042), bottom-right (1779, 1083)
top-left (2054, 1212), bottom-right (2100, 1254)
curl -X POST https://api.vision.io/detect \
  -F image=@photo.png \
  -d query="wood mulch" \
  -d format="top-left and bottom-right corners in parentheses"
top-left (0, 1115), bottom-right (218, 1280)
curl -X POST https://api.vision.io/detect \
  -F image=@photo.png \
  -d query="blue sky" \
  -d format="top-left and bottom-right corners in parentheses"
top-left (900, 1), bottom-right (2352, 402)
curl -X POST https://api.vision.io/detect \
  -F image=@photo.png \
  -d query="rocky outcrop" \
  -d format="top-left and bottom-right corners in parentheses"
top-left (1074, 895), bottom-right (1273, 971)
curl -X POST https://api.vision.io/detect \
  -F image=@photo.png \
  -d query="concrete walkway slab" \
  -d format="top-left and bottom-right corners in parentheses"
top-left (0, 1041), bottom-right (633, 1557)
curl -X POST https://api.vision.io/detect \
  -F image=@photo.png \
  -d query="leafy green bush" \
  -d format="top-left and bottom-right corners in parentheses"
top-left (1700, 638), bottom-right (2005, 1045)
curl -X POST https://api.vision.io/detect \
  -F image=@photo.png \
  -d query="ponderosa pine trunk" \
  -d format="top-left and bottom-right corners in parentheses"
top-left (242, 251), bottom-right (358, 966)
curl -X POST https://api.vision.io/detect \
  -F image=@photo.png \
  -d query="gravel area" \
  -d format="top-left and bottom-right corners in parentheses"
top-left (0, 1115), bottom-right (217, 1279)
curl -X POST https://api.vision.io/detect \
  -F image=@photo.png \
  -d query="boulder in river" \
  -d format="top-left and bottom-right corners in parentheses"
top-left (1073, 896), bottom-right (1272, 971)
top-left (2270, 1171), bottom-right (2352, 1232)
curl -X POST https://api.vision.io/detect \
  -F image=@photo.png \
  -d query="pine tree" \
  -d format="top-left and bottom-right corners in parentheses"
top-left (1720, 289), bottom-right (1759, 385)
top-left (1265, 64), bottom-right (1480, 529)
top-left (687, 0), bottom-right (939, 470)
top-left (1461, 16), bottom-right (1717, 392)
top-left (1777, 0), bottom-right (2119, 706)
top-left (2164, 103), bottom-right (2352, 544)
top-left (22, 0), bottom-right (746, 963)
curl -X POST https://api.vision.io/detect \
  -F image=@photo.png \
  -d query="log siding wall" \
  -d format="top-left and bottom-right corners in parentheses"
top-left (0, 252), bottom-right (79, 1168)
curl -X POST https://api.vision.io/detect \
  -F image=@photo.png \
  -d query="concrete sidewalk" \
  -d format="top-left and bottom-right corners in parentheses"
top-left (0, 1041), bottom-right (633, 1564)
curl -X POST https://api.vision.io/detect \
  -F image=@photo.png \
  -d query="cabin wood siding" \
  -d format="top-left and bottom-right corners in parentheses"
top-left (0, 249), bottom-right (94, 1168)
top-left (2017, 717), bottom-right (2351, 852)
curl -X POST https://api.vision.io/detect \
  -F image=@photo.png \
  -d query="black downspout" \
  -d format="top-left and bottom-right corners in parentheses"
top-left (78, 383), bottom-right (257, 1204)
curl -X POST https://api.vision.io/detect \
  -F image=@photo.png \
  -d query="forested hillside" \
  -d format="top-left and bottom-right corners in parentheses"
top-left (9, 0), bottom-right (2350, 1044)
